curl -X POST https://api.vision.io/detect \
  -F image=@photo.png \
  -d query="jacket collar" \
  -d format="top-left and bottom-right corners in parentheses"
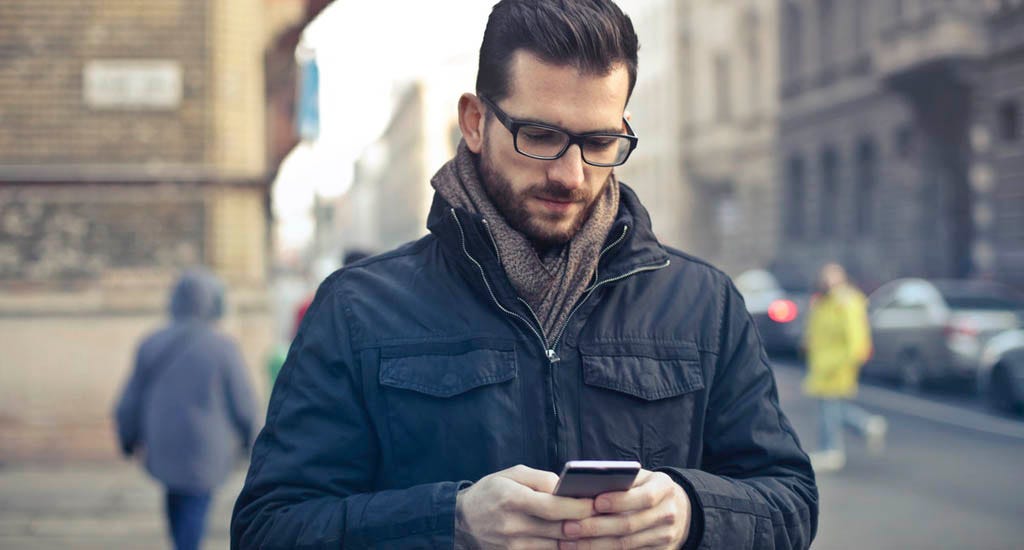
top-left (426, 181), bottom-right (670, 297)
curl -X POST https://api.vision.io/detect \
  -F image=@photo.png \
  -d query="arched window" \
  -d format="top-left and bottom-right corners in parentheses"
top-left (819, 148), bottom-right (840, 239)
top-left (785, 155), bottom-right (806, 240)
top-left (855, 138), bottom-right (878, 237)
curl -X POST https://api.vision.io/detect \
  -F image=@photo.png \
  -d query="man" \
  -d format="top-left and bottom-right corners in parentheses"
top-left (232, 1), bottom-right (817, 548)
top-left (803, 262), bottom-right (887, 473)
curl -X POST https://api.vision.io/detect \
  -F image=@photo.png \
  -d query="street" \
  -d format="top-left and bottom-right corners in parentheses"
top-left (1, 360), bottom-right (1022, 549)
top-left (771, 360), bottom-right (1024, 549)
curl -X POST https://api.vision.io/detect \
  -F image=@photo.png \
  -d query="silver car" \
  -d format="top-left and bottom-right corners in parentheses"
top-left (864, 278), bottom-right (1024, 389)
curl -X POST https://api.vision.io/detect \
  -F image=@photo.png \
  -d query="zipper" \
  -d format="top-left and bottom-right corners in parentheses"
top-left (451, 210), bottom-right (670, 465)
top-left (450, 210), bottom-right (549, 357)
top-left (547, 224), bottom-right (670, 359)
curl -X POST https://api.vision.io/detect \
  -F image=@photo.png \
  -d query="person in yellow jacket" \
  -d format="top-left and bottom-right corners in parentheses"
top-left (803, 262), bottom-right (887, 472)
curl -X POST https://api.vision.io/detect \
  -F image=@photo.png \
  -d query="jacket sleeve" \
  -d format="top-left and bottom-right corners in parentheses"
top-left (230, 278), bottom-right (464, 549)
top-left (660, 281), bottom-right (818, 550)
top-left (113, 343), bottom-right (147, 457)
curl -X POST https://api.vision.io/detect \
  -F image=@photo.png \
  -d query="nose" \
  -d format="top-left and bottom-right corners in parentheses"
top-left (546, 144), bottom-right (586, 190)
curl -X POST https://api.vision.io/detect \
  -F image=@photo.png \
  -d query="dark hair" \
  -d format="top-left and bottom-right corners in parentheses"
top-left (476, 0), bottom-right (639, 103)
top-left (343, 249), bottom-right (372, 266)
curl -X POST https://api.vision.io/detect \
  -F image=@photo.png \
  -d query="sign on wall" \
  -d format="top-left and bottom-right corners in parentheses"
top-left (83, 60), bottom-right (183, 110)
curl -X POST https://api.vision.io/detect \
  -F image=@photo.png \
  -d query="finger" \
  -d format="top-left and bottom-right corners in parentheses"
top-left (566, 502), bottom-right (671, 539)
top-left (517, 489), bottom-right (595, 522)
top-left (501, 536), bottom-right (562, 550)
top-left (560, 525), bottom-right (679, 550)
top-left (498, 513), bottom-right (573, 540)
top-left (501, 464), bottom-right (561, 494)
top-left (594, 471), bottom-right (673, 514)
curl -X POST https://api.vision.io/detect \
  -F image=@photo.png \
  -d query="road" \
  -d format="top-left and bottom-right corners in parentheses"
top-left (0, 360), bottom-right (1021, 549)
top-left (771, 359), bottom-right (1024, 549)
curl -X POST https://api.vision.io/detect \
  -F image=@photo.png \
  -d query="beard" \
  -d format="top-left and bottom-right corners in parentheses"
top-left (479, 146), bottom-right (601, 250)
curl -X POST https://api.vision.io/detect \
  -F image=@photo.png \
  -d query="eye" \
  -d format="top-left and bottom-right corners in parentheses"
top-left (520, 128), bottom-right (561, 142)
top-left (584, 136), bottom-right (618, 150)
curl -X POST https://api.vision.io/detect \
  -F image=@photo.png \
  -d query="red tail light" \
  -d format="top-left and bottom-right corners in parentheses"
top-left (944, 321), bottom-right (978, 338)
top-left (768, 300), bottom-right (799, 323)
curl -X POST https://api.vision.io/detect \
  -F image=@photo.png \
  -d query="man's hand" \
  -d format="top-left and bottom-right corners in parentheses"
top-left (456, 465), bottom-right (595, 549)
top-left (557, 469), bottom-right (691, 550)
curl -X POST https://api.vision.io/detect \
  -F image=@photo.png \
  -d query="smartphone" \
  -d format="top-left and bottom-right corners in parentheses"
top-left (553, 460), bottom-right (641, 498)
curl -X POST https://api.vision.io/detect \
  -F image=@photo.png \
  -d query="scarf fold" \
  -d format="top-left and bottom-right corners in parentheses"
top-left (431, 141), bottom-right (619, 346)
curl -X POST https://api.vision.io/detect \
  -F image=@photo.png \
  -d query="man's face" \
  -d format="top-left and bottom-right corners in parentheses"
top-left (478, 52), bottom-right (630, 248)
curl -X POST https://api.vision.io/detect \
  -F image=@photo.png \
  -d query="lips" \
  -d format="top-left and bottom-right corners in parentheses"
top-left (535, 196), bottom-right (577, 214)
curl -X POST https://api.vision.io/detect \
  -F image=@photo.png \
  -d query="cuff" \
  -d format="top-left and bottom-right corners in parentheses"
top-left (656, 467), bottom-right (705, 550)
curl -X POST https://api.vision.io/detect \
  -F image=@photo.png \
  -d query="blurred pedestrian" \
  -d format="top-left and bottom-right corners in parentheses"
top-left (803, 262), bottom-right (887, 473)
top-left (114, 268), bottom-right (258, 550)
top-left (232, 2), bottom-right (816, 548)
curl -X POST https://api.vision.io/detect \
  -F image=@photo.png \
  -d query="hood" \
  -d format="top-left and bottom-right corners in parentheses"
top-left (169, 268), bottom-right (225, 322)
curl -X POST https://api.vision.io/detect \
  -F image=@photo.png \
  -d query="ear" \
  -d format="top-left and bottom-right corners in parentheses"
top-left (458, 93), bottom-right (486, 154)
top-left (624, 110), bottom-right (632, 122)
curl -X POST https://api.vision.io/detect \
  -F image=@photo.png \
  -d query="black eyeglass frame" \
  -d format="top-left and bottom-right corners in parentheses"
top-left (479, 95), bottom-right (639, 167)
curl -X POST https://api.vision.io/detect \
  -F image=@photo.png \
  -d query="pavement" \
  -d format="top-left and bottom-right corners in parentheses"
top-left (0, 463), bottom-right (244, 550)
top-left (1, 359), bottom-right (1022, 549)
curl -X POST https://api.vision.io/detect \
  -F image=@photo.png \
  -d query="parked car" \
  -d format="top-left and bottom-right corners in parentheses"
top-left (864, 278), bottom-right (1024, 389)
top-left (979, 329), bottom-right (1024, 415)
top-left (734, 269), bottom-right (812, 357)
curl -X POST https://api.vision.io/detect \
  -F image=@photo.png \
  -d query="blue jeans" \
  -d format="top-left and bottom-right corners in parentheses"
top-left (165, 490), bottom-right (212, 550)
top-left (818, 399), bottom-right (873, 453)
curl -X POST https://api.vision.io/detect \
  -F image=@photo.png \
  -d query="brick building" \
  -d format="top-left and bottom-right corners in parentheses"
top-left (0, 0), bottom-right (317, 461)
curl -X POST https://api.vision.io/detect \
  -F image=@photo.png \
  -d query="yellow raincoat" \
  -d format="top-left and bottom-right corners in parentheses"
top-left (802, 284), bottom-right (872, 398)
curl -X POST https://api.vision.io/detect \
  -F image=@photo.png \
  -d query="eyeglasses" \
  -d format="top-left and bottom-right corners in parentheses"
top-left (479, 95), bottom-right (638, 167)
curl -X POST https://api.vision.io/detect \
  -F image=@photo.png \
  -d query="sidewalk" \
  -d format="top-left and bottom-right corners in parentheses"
top-left (0, 461), bottom-right (245, 550)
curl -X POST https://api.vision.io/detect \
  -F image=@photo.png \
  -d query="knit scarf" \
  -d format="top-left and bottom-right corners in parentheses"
top-left (431, 141), bottom-right (619, 346)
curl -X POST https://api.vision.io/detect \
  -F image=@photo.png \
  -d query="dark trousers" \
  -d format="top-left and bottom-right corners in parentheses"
top-left (164, 490), bottom-right (212, 550)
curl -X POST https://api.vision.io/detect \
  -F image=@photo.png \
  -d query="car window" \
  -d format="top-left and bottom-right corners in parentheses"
top-left (941, 293), bottom-right (1024, 311)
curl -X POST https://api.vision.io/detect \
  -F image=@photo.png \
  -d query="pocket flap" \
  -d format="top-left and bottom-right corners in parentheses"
top-left (581, 342), bottom-right (703, 401)
top-left (379, 340), bottom-right (516, 398)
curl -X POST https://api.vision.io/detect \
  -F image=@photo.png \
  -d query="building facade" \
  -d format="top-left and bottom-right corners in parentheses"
top-left (776, 0), bottom-right (995, 290)
top-left (0, 0), bottom-right (306, 460)
top-left (978, 1), bottom-right (1024, 289)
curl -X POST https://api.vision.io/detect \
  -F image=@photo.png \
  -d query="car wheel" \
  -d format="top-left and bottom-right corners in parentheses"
top-left (900, 352), bottom-right (925, 392)
top-left (989, 362), bottom-right (1017, 414)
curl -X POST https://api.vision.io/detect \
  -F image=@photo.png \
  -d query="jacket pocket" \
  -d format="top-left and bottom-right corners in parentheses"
top-left (378, 338), bottom-right (523, 484)
top-left (579, 341), bottom-right (705, 466)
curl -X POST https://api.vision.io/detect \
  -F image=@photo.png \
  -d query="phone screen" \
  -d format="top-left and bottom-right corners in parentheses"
top-left (553, 460), bottom-right (641, 498)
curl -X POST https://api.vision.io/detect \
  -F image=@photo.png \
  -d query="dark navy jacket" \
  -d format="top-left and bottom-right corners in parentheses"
top-left (232, 184), bottom-right (818, 549)
top-left (115, 269), bottom-right (258, 494)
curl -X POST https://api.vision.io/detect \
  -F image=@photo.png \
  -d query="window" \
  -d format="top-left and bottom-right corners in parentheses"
top-left (819, 148), bottom-right (840, 239)
top-left (998, 100), bottom-right (1020, 142)
top-left (895, 125), bottom-right (914, 159)
top-left (783, 2), bottom-right (803, 83)
top-left (852, 0), bottom-right (867, 51)
top-left (714, 53), bottom-right (732, 122)
top-left (745, 10), bottom-right (761, 114)
top-left (855, 139), bottom-right (878, 237)
top-left (818, 0), bottom-right (835, 74)
top-left (785, 155), bottom-right (806, 239)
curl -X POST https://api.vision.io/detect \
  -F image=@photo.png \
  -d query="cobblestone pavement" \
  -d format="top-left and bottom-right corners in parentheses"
top-left (0, 461), bottom-right (246, 549)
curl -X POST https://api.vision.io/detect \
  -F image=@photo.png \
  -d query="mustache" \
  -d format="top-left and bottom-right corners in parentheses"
top-left (531, 182), bottom-right (589, 202)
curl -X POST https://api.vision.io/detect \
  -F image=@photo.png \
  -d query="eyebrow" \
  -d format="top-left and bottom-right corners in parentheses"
top-left (519, 116), bottom-right (626, 136)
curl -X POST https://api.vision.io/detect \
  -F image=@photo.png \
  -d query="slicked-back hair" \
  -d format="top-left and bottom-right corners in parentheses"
top-left (476, 0), bottom-right (639, 104)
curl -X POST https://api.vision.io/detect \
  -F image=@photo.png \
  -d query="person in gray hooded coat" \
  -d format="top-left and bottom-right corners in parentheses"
top-left (115, 268), bottom-right (258, 550)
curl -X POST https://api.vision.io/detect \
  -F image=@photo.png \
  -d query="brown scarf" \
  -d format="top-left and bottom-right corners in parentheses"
top-left (431, 141), bottom-right (619, 346)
